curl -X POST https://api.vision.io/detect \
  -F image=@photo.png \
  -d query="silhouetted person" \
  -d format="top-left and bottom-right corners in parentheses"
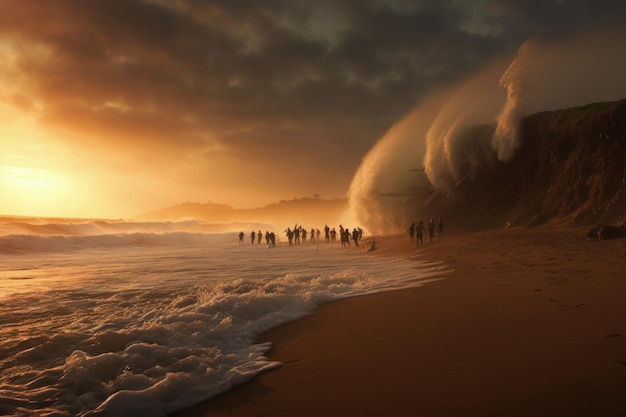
top-left (250, 230), bottom-right (256, 244)
top-left (285, 227), bottom-right (294, 245)
top-left (258, 230), bottom-right (262, 244)
top-left (428, 219), bottom-right (435, 243)
top-left (238, 231), bottom-right (245, 244)
top-left (324, 225), bottom-right (330, 242)
top-left (352, 228), bottom-right (360, 247)
top-left (341, 228), bottom-right (350, 247)
top-left (416, 221), bottom-right (427, 247)
top-left (408, 222), bottom-right (415, 243)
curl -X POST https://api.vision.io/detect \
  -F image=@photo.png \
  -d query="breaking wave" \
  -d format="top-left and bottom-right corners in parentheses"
top-left (0, 218), bottom-right (232, 254)
top-left (349, 26), bottom-right (626, 234)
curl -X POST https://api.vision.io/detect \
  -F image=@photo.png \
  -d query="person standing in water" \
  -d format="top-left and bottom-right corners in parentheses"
top-left (428, 219), bottom-right (435, 243)
top-left (416, 220), bottom-right (427, 247)
top-left (351, 228), bottom-right (360, 247)
top-left (284, 227), bottom-right (294, 246)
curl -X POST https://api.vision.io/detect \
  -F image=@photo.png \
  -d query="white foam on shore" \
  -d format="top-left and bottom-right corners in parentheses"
top-left (0, 218), bottom-right (449, 416)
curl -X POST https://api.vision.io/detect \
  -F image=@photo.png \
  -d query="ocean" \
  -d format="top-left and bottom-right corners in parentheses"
top-left (0, 217), bottom-right (445, 416)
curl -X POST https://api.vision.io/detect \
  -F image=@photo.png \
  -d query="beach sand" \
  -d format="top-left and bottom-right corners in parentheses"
top-left (175, 225), bottom-right (626, 416)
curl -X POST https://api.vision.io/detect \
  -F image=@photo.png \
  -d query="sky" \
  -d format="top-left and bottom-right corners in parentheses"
top-left (1, 0), bottom-right (625, 218)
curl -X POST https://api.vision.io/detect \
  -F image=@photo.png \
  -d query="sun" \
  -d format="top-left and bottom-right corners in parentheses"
top-left (3, 166), bottom-right (56, 188)
top-left (3, 166), bottom-right (64, 191)
top-left (0, 107), bottom-right (78, 217)
top-left (1, 165), bottom-right (72, 215)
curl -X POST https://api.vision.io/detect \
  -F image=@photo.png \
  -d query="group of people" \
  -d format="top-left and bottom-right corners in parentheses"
top-left (238, 230), bottom-right (277, 246)
top-left (239, 219), bottom-right (444, 248)
top-left (408, 218), bottom-right (443, 246)
top-left (336, 225), bottom-right (363, 247)
top-left (283, 224), bottom-right (363, 247)
top-left (238, 224), bottom-right (364, 248)
top-left (283, 225), bottom-right (319, 245)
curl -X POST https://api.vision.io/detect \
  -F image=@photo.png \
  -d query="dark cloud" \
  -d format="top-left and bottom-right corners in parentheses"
top-left (1, 0), bottom-right (625, 208)
top-left (489, 0), bottom-right (626, 39)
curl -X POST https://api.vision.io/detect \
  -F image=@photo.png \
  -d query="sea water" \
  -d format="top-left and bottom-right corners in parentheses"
top-left (0, 217), bottom-right (446, 416)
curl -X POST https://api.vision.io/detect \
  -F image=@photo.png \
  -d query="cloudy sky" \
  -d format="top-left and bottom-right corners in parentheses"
top-left (1, 0), bottom-right (625, 218)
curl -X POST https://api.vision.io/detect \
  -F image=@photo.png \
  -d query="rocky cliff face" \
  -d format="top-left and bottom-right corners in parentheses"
top-left (425, 99), bottom-right (626, 229)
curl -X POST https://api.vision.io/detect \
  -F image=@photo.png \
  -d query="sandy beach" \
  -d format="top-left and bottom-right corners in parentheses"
top-left (176, 225), bottom-right (626, 417)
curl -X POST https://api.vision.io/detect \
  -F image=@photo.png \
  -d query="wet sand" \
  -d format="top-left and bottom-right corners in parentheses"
top-left (176, 225), bottom-right (626, 416)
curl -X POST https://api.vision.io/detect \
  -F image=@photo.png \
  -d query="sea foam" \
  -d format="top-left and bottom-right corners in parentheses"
top-left (0, 217), bottom-right (447, 416)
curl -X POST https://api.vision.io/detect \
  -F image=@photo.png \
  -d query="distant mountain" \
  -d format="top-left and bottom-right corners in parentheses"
top-left (136, 197), bottom-right (351, 230)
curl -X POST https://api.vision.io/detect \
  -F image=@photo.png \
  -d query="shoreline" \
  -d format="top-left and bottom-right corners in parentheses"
top-left (175, 225), bottom-right (626, 416)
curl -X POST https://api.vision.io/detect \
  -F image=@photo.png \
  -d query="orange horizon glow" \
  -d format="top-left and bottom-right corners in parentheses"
top-left (0, 109), bottom-right (347, 219)
top-left (0, 109), bottom-right (147, 218)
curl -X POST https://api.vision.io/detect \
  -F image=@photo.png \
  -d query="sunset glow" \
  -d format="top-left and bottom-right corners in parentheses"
top-left (4, 166), bottom-right (65, 191)
top-left (2, 4), bottom-right (626, 416)
top-left (2, 166), bottom-right (70, 214)
top-left (1, 1), bottom-right (625, 219)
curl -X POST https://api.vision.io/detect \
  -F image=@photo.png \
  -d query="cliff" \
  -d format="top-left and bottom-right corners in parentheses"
top-left (424, 99), bottom-right (626, 229)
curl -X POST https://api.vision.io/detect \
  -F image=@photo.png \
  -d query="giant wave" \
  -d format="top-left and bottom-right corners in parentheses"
top-left (349, 27), bottom-right (626, 234)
